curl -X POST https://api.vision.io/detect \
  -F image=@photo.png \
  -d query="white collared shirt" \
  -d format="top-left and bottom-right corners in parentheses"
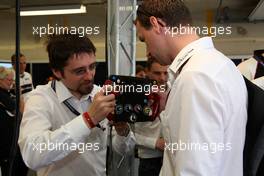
top-left (237, 58), bottom-right (264, 89)
top-left (252, 76), bottom-right (264, 90)
top-left (237, 58), bottom-right (257, 80)
top-left (135, 115), bottom-right (163, 158)
top-left (20, 71), bottom-right (34, 99)
top-left (19, 81), bottom-right (135, 176)
top-left (160, 37), bottom-right (247, 176)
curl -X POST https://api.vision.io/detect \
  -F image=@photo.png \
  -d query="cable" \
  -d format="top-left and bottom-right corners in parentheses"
top-left (106, 125), bottom-right (113, 175)
top-left (8, 0), bottom-right (21, 175)
top-left (215, 0), bottom-right (223, 23)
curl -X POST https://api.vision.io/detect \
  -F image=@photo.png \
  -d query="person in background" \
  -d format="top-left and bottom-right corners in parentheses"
top-left (0, 66), bottom-right (28, 176)
top-left (18, 34), bottom-right (135, 176)
top-left (238, 49), bottom-right (264, 90)
top-left (135, 0), bottom-right (247, 175)
top-left (11, 53), bottom-right (34, 99)
top-left (252, 77), bottom-right (264, 90)
top-left (134, 57), bottom-right (169, 176)
top-left (136, 65), bottom-right (147, 78)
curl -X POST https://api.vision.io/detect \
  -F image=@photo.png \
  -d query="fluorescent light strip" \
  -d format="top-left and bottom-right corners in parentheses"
top-left (20, 5), bottom-right (86, 16)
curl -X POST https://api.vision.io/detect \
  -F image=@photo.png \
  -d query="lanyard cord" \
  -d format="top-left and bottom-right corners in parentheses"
top-left (51, 80), bottom-right (104, 130)
top-left (51, 80), bottom-right (81, 116)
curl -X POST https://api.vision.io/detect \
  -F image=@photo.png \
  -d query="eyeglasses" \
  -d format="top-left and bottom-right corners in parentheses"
top-left (67, 62), bottom-right (98, 76)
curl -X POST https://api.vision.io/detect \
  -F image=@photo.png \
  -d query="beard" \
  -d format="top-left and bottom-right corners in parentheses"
top-left (77, 80), bottom-right (94, 95)
top-left (64, 78), bottom-right (95, 98)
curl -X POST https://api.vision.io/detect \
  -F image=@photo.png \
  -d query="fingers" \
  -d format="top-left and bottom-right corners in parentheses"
top-left (102, 106), bottom-right (115, 115)
top-left (103, 94), bottom-right (115, 101)
top-left (94, 95), bottom-right (115, 108)
top-left (114, 122), bottom-right (130, 136)
top-left (99, 85), bottom-right (114, 95)
top-left (113, 122), bottom-right (127, 127)
top-left (88, 87), bottom-right (117, 124)
top-left (113, 122), bottom-right (128, 132)
top-left (101, 103), bottom-right (115, 114)
top-left (95, 90), bottom-right (115, 101)
top-left (104, 101), bottom-right (116, 108)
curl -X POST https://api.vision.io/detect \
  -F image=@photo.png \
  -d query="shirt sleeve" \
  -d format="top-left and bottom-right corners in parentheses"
top-left (134, 132), bottom-right (157, 149)
top-left (252, 76), bottom-right (264, 90)
top-left (18, 93), bottom-right (91, 170)
top-left (134, 119), bottom-right (162, 150)
top-left (237, 59), bottom-right (256, 80)
top-left (169, 71), bottom-right (226, 176)
top-left (112, 125), bottom-right (136, 155)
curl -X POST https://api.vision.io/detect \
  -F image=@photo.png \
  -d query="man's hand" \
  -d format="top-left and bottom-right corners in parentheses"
top-left (88, 88), bottom-right (115, 125)
top-left (155, 138), bottom-right (165, 151)
top-left (113, 122), bottom-right (130, 137)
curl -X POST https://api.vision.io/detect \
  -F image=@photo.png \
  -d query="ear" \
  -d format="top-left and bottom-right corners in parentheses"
top-left (52, 69), bottom-right (63, 80)
top-left (149, 16), bottom-right (162, 34)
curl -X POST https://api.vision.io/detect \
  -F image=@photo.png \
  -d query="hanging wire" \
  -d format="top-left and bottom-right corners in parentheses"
top-left (215, 0), bottom-right (223, 23)
top-left (8, 0), bottom-right (21, 175)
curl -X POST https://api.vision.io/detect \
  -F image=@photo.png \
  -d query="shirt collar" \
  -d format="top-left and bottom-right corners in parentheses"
top-left (54, 81), bottom-right (96, 103)
top-left (20, 73), bottom-right (25, 78)
top-left (88, 86), bottom-right (98, 102)
top-left (169, 37), bottom-right (214, 75)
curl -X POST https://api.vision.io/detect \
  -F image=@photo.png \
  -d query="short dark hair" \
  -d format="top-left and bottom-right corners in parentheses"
top-left (146, 56), bottom-right (159, 70)
top-left (46, 34), bottom-right (96, 71)
top-left (136, 0), bottom-right (192, 30)
top-left (11, 53), bottom-right (24, 65)
top-left (136, 65), bottom-right (145, 74)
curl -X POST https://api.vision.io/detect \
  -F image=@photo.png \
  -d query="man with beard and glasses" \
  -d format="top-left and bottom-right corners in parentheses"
top-left (18, 34), bottom-right (135, 176)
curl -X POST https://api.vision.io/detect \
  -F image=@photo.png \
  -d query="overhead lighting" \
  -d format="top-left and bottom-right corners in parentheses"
top-left (20, 4), bottom-right (86, 16)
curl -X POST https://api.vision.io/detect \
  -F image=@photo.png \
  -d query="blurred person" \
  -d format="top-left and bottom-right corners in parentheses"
top-left (237, 50), bottom-right (264, 80)
top-left (11, 53), bottom-right (34, 99)
top-left (252, 77), bottom-right (264, 90)
top-left (136, 65), bottom-right (147, 78)
top-left (238, 58), bottom-right (258, 80)
top-left (135, 0), bottom-right (247, 175)
top-left (0, 67), bottom-right (27, 176)
top-left (238, 49), bottom-right (264, 90)
top-left (18, 34), bottom-right (135, 176)
top-left (135, 57), bottom-right (169, 176)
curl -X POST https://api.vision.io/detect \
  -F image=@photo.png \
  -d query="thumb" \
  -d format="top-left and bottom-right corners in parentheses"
top-left (97, 85), bottom-right (109, 96)
top-left (101, 85), bottom-right (114, 95)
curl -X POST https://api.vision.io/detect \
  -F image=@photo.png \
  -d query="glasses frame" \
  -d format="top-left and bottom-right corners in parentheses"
top-left (66, 62), bottom-right (98, 77)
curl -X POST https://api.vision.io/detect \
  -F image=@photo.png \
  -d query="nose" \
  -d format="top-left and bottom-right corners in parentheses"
top-left (83, 69), bottom-right (94, 81)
